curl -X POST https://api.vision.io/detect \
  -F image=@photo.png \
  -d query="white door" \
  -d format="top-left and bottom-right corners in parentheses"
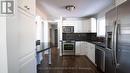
top-left (0, 17), bottom-right (8, 73)
top-left (18, 10), bottom-right (37, 73)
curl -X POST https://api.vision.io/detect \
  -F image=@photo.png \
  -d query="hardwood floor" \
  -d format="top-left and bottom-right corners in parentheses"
top-left (37, 48), bottom-right (102, 73)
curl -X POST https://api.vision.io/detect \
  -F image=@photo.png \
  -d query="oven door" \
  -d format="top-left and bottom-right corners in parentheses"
top-left (63, 43), bottom-right (74, 51)
top-left (63, 42), bottom-right (75, 55)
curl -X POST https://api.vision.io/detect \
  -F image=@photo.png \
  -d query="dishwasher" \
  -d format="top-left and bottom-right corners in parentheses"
top-left (95, 45), bottom-right (105, 72)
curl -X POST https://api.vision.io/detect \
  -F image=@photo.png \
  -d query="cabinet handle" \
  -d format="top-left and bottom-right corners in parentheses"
top-left (24, 6), bottom-right (30, 10)
top-left (27, 7), bottom-right (30, 10)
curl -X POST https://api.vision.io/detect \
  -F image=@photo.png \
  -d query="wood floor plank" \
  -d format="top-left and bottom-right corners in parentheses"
top-left (37, 48), bottom-right (102, 73)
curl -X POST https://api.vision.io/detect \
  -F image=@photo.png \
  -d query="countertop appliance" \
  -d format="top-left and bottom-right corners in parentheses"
top-left (105, 1), bottom-right (130, 73)
top-left (62, 41), bottom-right (75, 55)
top-left (95, 45), bottom-right (105, 72)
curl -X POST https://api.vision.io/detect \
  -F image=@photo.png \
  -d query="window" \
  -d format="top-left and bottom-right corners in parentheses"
top-left (97, 16), bottom-right (106, 37)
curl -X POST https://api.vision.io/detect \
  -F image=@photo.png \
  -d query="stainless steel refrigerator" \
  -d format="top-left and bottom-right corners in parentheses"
top-left (105, 0), bottom-right (130, 73)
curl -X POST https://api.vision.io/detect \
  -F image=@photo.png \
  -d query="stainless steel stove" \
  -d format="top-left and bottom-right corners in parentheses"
top-left (62, 41), bottom-right (75, 55)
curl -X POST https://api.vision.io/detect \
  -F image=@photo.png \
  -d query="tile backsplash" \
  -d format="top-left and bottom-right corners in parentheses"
top-left (63, 33), bottom-right (97, 42)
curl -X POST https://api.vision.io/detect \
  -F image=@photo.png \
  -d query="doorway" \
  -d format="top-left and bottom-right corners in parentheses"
top-left (49, 22), bottom-right (58, 47)
top-left (54, 29), bottom-right (58, 47)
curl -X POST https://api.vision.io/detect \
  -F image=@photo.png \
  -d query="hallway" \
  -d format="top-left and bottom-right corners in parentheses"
top-left (37, 48), bottom-right (102, 73)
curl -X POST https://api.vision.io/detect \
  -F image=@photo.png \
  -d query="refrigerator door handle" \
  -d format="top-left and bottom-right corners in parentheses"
top-left (114, 23), bottom-right (120, 68)
top-left (112, 21), bottom-right (116, 65)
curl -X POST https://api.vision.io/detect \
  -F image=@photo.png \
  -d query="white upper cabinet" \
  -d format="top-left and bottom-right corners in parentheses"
top-left (91, 18), bottom-right (97, 32)
top-left (18, 0), bottom-right (35, 15)
top-left (62, 18), bottom-right (96, 33)
top-left (82, 18), bottom-right (97, 33)
top-left (81, 19), bottom-right (91, 32)
top-left (115, 0), bottom-right (127, 6)
top-left (62, 21), bottom-right (82, 33)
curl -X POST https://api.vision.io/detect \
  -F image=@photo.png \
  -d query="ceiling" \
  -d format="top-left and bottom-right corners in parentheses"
top-left (36, 0), bottom-right (113, 18)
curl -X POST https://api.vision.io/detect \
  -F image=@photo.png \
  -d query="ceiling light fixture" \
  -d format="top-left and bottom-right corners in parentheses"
top-left (65, 5), bottom-right (76, 11)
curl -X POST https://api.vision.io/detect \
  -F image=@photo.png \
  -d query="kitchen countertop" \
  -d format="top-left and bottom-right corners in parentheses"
top-left (92, 42), bottom-right (106, 48)
top-left (36, 42), bottom-right (53, 53)
top-left (61, 40), bottom-right (106, 48)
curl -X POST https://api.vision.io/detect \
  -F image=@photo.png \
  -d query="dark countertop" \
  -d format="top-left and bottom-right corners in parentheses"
top-left (61, 40), bottom-right (106, 48)
top-left (93, 42), bottom-right (106, 48)
top-left (36, 42), bottom-right (53, 53)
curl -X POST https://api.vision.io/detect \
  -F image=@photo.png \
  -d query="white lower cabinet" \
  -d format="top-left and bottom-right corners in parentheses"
top-left (75, 42), bottom-right (95, 64)
top-left (76, 42), bottom-right (87, 55)
top-left (87, 43), bottom-right (95, 64)
top-left (75, 42), bottom-right (81, 55)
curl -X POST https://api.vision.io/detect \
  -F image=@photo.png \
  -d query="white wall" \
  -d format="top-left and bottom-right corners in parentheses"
top-left (57, 17), bottom-right (63, 56)
top-left (43, 20), bottom-right (50, 48)
top-left (0, 17), bottom-right (8, 73)
top-left (36, 7), bottom-right (51, 54)
top-left (35, 16), bottom-right (43, 41)
top-left (36, 7), bottom-right (48, 20)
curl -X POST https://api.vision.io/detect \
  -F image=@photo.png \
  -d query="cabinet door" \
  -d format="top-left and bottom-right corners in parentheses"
top-left (91, 18), bottom-right (97, 33)
top-left (115, 0), bottom-right (127, 6)
top-left (82, 18), bottom-right (96, 33)
top-left (106, 8), bottom-right (116, 32)
top-left (84, 43), bottom-right (88, 56)
top-left (18, 0), bottom-right (35, 15)
top-left (90, 44), bottom-right (95, 64)
top-left (82, 20), bottom-right (91, 32)
top-left (106, 8), bottom-right (116, 26)
top-left (27, 0), bottom-right (35, 15)
top-left (87, 43), bottom-right (91, 59)
top-left (19, 12), bottom-right (36, 57)
top-left (18, 0), bottom-right (28, 11)
top-left (80, 42), bottom-right (85, 55)
top-left (18, 11), bottom-right (37, 73)
top-left (75, 22), bottom-right (83, 33)
top-left (81, 42), bottom-right (88, 55)
top-left (86, 43), bottom-right (95, 64)
top-left (75, 42), bottom-right (81, 55)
